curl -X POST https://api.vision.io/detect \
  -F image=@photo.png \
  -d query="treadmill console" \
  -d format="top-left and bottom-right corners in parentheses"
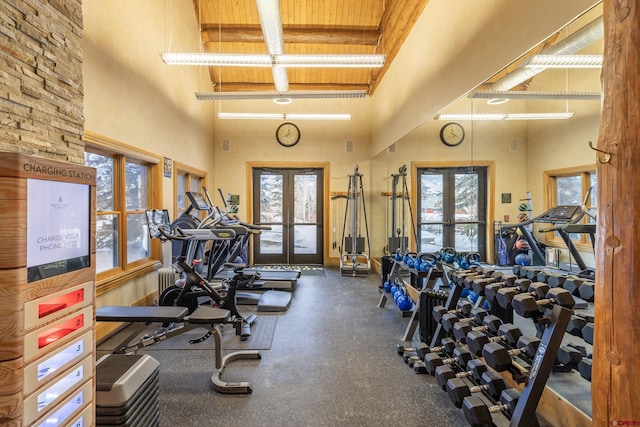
top-left (186, 192), bottom-right (210, 210)
top-left (539, 205), bottom-right (581, 222)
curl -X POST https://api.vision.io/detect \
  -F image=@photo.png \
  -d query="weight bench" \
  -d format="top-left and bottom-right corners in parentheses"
top-left (96, 305), bottom-right (261, 394)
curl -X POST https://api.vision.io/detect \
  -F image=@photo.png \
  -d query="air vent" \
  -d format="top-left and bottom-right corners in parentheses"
top-left (222, 139), bottom-right (230, 152)
top-left (510, 139), bottom-right (519, 151)
top-left (345, 140), bottom-right (353, 152)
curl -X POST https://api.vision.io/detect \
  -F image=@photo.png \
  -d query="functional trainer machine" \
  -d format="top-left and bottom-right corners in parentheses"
top-left (340, 165), bottom-right (371, 275)
top-left (387, 165), bottom-right (417, 254)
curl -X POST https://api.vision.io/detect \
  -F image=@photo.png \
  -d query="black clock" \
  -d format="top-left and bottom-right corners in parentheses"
top-left (439, 122), bottom-right (465, 147)
top-left (276, 122), bottom-right (301, 147)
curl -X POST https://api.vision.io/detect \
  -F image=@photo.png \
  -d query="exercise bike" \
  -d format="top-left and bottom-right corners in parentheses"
top-left (147, 209), bottom-right (257, 340)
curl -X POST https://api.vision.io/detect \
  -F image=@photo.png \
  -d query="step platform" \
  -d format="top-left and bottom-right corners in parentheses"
top-left (96, 354), bottom-right (160, 427)
top-left (236, 289), bottom-right (293, 312)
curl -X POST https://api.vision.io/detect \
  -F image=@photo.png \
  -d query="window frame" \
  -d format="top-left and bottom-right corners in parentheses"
top-left (543, 164), bottom-right (596, 250)
top-left (84, 131), bottom-right (163, 295)
top-left (173, 161), bottom-right (207, 217)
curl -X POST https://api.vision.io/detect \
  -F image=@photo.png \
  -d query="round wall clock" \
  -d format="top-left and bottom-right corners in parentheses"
top-left (276, 122), bottom-right (301, 147)
top-left (439, 122), bottom-right (465, 147)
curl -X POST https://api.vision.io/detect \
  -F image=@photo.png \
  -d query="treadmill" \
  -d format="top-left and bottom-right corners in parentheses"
top-left (168, 192), bottom-right (293, 311)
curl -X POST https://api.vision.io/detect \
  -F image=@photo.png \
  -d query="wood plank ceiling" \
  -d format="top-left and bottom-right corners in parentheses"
top-left (192, 0), bottom-right (429, 95)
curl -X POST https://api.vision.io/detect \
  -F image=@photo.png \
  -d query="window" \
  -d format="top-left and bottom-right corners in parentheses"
top-left (544, 165), bottom-right (597, 248)
top-left (174, 162), bottom-right (207, 216)
top-left (84, 132), bottom-right (162, 294)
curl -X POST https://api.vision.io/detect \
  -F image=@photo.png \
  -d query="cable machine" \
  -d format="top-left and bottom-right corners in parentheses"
top-left (387, 165), bottom-right (417, 254)
top-left (340, 165), bottom-right (371, 276)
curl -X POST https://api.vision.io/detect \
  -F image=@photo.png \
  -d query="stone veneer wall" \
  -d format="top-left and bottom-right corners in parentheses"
top-left (0, 0), bottom-right (83, 163)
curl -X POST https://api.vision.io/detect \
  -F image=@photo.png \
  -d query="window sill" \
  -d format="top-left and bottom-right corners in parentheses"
top-left (96, 260), bottom-right (163, 296)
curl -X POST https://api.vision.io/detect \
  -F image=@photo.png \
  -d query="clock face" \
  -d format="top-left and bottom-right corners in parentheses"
top-left (440, 122), bottom-right (465, 147)
top-left (276, 122), bottom-right (301, 147)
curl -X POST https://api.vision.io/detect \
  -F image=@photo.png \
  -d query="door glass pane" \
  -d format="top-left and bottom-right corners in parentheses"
top-left (127, 213), bottom-right (149, 263)
top-left (455, 224), bottom-right (479, 251)
top-left (419, 224), bottom-right (443, 252)
top-left (177, 175), bottom-right (185, 210)
top-left (420, 173), bottom-right (443, 222)
top-left (455, 173), bottom-right (478, 222)
top-left (294, 225), bottom-right (316, 254)
top-left (556, 176), bottom-right (582, 205)
top-left (294, 175), bottom-right (317, 223)
top-left (96, 214), bottom-right (118, 273)
top-left (84, 152), bottom-right (114, 212)
top-left (126, 162), bottom-right (148, 210)
top-left (260, 174), bottom-right (283, 223)
top-left (260, 225), bottom-right (282, 254)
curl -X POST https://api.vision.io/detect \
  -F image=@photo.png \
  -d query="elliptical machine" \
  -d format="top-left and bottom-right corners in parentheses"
top-left (147, 209), bottom-right (257, 340)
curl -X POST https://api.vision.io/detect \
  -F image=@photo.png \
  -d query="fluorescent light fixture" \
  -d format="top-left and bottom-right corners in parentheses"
top-left (470, 91), bottom-right (601, 101)
top-left (196, 90), bottom-right (368, 100)
top-left (161, 53), bottom-right (272, 66)
top-left (272, 66), bottom-right (289, 91)
top-left (162, 52), bottom-right (386, 68)
top-left (286, 113), bottom-right (351, 120)
top-left (273, 54), bottom-right (386, 68)
top-left (256, 0), bottom-right (285, 55)
top-left (434, 112), bottom-right (574, 121)
top-left (217, 112), bottom-right (351, 120)
top-left (525, 54), bottom-right (603, 69)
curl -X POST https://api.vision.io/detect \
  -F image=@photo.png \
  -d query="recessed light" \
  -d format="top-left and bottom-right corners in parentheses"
top-left (273, 97), bottom-right (292, 105)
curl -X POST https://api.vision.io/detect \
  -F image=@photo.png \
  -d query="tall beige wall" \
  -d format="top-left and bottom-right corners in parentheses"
top-left (83, 0), bottom-right (215, 306)
top-left (370, 0), bottom-right (602, 157)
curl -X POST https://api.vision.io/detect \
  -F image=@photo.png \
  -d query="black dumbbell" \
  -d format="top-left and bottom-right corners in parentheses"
top-left (557, 345), bottom-right (583, 370)
top-left (484, 278), bottom-right (532, 305)
top-left (403, 338), bottom-right (456, 366)
top-left (435, 359), bottom-right (488, 391)
top-left (496, 282), bottom-right (550, 309)
top-left (536, 270), bottom-right (553, 283)
top-left (441, 308), bottom-right (488, 333)
top-left (523, 267), bottom-right (543, 280)
top-left (482, 336), bottom-right (541, 372)
top-left (566, 315), bottom-right (588, 337)
top-left (469, 277), bottom-right (496, 294)
top-left (463, 274), bottom-right (487, 289)
top-left (578, 358), bottom-right (592, 381)
top-left (446, 371), bottom-right (507, 408)
top-left (466, 323), bottom-right (522, 356)
top-left (452, 315), bottom-right (503, 344)
top-left (581, 322), bottom-right (594, 345)
top-left (423, 347), bottom-right (473, 376)
top-left (512, 288), bottom-right (575, 318)
top-left (546, 273), bottom-right (567, 288)
top-left (563, 276), bottom-right (585, 296)
top-left (433, 301), bottom-right (473, 323)
top-left (462, 389), bottom-right (521, 427)
top-left (578, 281), bottom-right (595, 302)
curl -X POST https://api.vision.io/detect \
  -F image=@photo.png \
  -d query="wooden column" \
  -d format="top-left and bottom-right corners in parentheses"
top-left (593, 0), bottom-right (640, 424)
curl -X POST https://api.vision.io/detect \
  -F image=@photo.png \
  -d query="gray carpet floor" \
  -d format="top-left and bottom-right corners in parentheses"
top-left (100, 267), bottom-right (469, 427)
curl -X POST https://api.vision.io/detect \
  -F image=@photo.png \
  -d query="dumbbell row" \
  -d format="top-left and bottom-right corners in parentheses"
top-left (512, 266), bottom-right (595, 302)
top-left (405, 332), bottom-right (532, 426)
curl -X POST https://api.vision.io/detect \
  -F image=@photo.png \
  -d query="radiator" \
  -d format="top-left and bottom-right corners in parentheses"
top-left (158, 268), bottom-right (177, 295)
top-left (418, 290), bottom-right (449, 344)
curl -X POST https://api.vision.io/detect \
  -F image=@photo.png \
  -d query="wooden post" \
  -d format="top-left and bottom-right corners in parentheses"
top-left (593, 1), bottom-right (640, 424)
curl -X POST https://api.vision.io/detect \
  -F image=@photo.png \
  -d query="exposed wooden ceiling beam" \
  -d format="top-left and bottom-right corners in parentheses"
top-left (368, 0), bottom-right (430, 94)
top-left (201, 25), bottom-right (381, 45)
